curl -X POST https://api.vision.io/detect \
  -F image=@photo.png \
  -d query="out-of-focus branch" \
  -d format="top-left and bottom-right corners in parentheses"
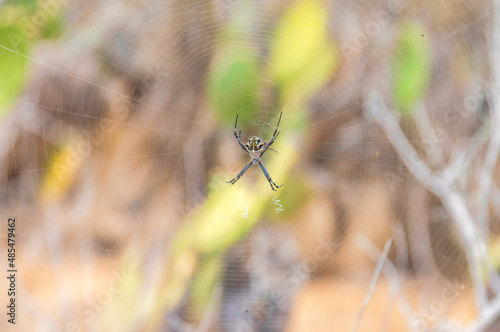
top-left (464, 1), bottom-right (500, 329)
top-left (364, 92), bottom-right (490, 309)
top-left (491, 184), bottom-right (500, 218)
top-left (357, 234), bottom-right (417, 332)
top-left (477, 0), bottom-right (500, 244)
top-left (351, 238), bottom-right (393, 332)
top-left (440, 120), bottom-right (491, 185)
top-left (467, 294), bottom-right (500, 332)
top-left (414, 102), bottom-right (446, 168)
top-left (0, 113), bottom-right (17, 167)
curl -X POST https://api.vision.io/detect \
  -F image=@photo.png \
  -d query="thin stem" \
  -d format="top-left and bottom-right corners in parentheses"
top-left (357, 234), bottom-right (417, 332)
top-left (351, 238), bottom-right (393, 332)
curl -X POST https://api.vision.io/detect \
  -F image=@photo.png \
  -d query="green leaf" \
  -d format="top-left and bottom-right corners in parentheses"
top-left (391, 22), bottom-right (431, 114)
top-left (281, 41), bottom-right (337, 106)
top-left (190, 254), bottom-right (222, 317)
top-left (6, 0), bottom-right (37, 7)
top-left (207, 49), bottom-right (258, 125)
top-left (0, 25), bottom-right (29, 113)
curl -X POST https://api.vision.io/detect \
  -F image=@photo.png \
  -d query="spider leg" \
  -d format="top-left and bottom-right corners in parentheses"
top-left (233, 114), bottom-right (249, 152)
top-left (268, 112), bottom-right (282, 144)
top-left (268, 147), bottom-right (279, 155)
top-left (226, 160), bottom-right (253, 185)
top-left (272, 112), bottom-right (282, 137)
top-left (262, 141), bottom-right (279, 155)
top-left (261, 131), bottom-right (280, 156)
top-left (258, 159), bottom-right (284, 191)
top-left (260, 112), bottom-right (282, 156)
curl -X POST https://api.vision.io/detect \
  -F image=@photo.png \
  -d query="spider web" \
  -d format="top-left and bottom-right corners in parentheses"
top-left (0, 0), bottom-right (498, 331)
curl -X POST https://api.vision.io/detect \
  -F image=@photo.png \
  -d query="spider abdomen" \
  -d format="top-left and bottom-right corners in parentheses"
top-left (249, 151), bottom-right (262, 164)
top-left (247, 136), bottom-right (264, 164)
top-left (246, 136), bottom-right (264, 150)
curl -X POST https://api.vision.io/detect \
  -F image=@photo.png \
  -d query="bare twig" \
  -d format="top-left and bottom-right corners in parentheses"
top-left (476, 111), bottom-right (500, 241)
top-left (440, 126), bottom-right (489, 185)
top-left (357, 234), bottom-right (417, 332)
top-left (414, 102), bottom-right (446, 168)
top-left (467, 295), bottom-right (500, 332)
top-left (477, 0), bottom-right (500, 246)
top-left (351, 238), bottom-right (393, 332)
top-left (491, 184), bottom-right (500, 219)
top-left (464, 1), bottom-right (500, 330)
top-left (364, 92), bottom-right (490, 309)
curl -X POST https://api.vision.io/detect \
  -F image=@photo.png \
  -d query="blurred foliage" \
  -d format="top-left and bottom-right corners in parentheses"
top-left (207, 3), bottom-right (260, 125)
top-left (262, 176), bottom-right (313, 221)
top-left (39, 12), bottom-right (66, 39)
top-left (269, 0), bottom-right (337, 107)
top-left (0, 25), bottom-right (28, 112)
top-left (269, 0), bottom-right (327, 83)
top-left (6, 0), bottom-right (37, 6)
top-left (39, 141), bottom-right (81, 203)
top-left (0, 0), bottom-right (66, 113)
top-left (278, 41), bottom-right (337, 110)
top-left (391, 21), bottom-right (431, 114)
top-left (489, 237), bottom-right (500, 271)
top-left (156, 0), bottom-right (339, 325)
top-left (208, 0), bottom-right (338, 126)
top-left (190, 253), bottom-right (222, 316)
top-left (207, 47), bottom-right (259, 125)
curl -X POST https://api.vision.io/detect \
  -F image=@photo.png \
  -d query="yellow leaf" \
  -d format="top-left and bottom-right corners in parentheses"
top-left (282, 41), bottom-right (337, 105)
top-left (39, 142), bottom-right (82, 202)
top-left (269, 0), bottom-right (328, 84)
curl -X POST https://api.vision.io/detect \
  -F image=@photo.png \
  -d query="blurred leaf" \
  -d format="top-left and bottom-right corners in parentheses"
top-left (0, 4), bottom-right (29, 25)
top-left (281, 41), bottom-right (337, 106)
top-left (163, 250), bottom-right (198, 309)
top-left (269, 0), bottom-right (328, 85)
top-left (490, 237), bottom-right (500, 271)
top-left (391, 21), bottom-right (431, 114)
top-left (5, 0), bottom-right (38, 9)
top-left (0, 25), bottom-right (29, 112)
top-left (190, 254), bottom-right (222, 317)
top-left (39, 143), bottom-right (81, 202)
top-left (268, 0), bottom-right (337, 108)
top-left (208, 44), bottom-right (258, 124)
top-left (262, 176), bottom-right (313, 221)
top-left (39, 12), bottom-right (66, 40)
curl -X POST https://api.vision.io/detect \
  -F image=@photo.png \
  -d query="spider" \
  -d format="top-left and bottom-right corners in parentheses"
top-left (226, 112), bottom-right (284, 191)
